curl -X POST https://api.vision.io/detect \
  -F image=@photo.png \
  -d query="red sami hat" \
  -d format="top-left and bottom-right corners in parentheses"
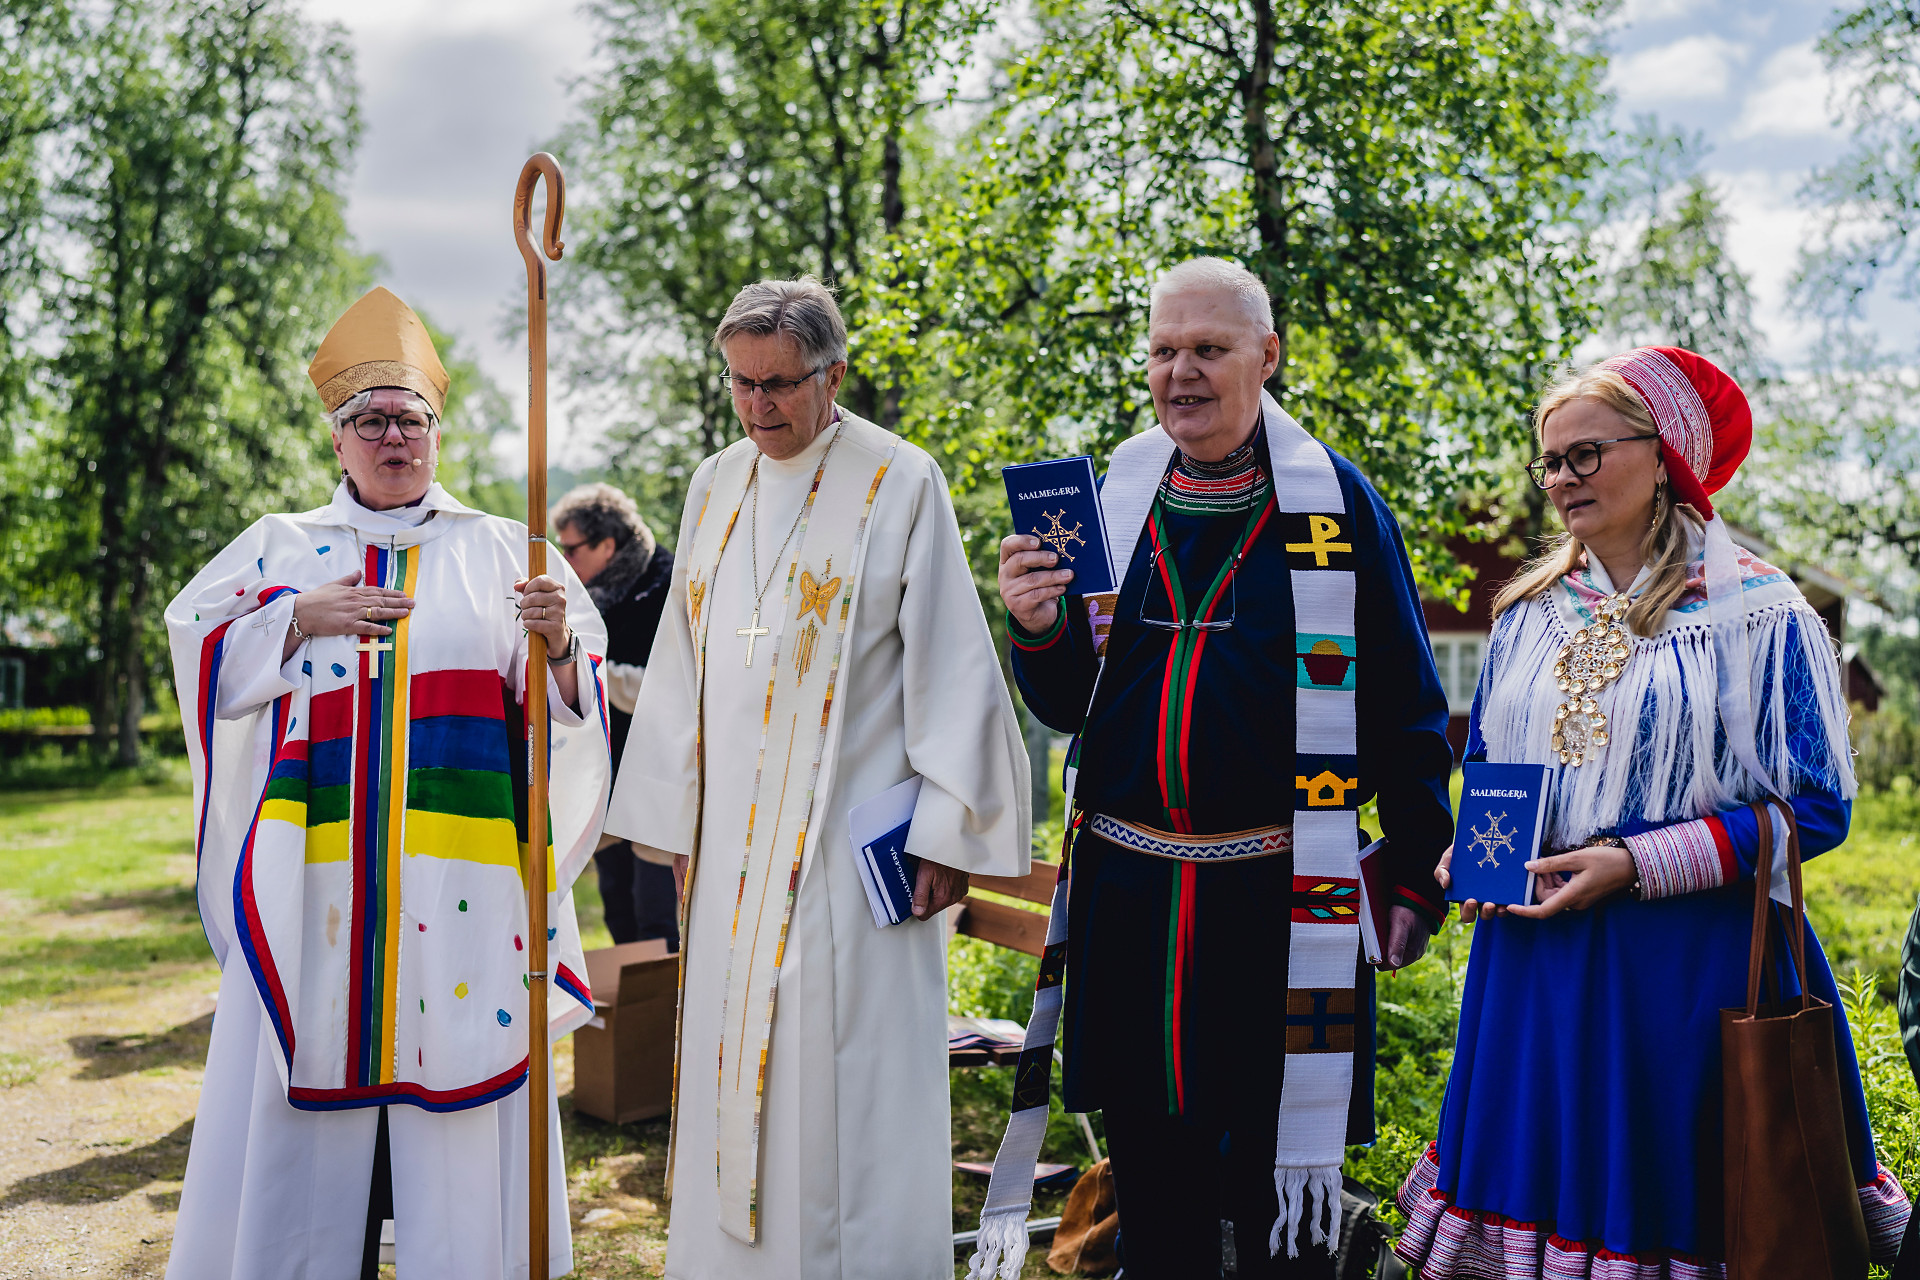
top-left (1599, 347), bottom-right (1752, 520)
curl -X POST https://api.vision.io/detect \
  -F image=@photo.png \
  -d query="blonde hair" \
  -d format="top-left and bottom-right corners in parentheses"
top-left (1491, 365), bottom-right (1702, 638)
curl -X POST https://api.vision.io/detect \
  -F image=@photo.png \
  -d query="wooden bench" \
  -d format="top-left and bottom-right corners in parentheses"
top-left (953, 858), bottom-right (1057, 957)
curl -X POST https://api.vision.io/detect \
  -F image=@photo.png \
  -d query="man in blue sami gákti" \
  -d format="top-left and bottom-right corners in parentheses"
top-left (972, 257), bottom-right (1455, 1280)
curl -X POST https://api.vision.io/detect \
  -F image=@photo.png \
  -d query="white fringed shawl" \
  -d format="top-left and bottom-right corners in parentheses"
top-left (1476, 547), bottom-right (1856, 850)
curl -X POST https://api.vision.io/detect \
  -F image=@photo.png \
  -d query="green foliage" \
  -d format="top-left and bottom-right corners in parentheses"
top-left (1730, 350), bottom-right (1920, 607)
top-left (0, 705), bottom-right (90, 729)
top-left (558, 0), bottom-right (992, 538)
top-left (1593, 118), bottom-right (1766, 387)
top-left (2, 0), bottom-right (367, 764)
top-left (1745, 3), bottom-right (1920, 605)
top-left (1844, 965), bottom-right (1920, 1199)
top-left (1806, 1), bottom-right (1920, 325)
top-left (866, 0), bottom-right (1610, 598)
top-left (421, 314), bottom-right (523, 519)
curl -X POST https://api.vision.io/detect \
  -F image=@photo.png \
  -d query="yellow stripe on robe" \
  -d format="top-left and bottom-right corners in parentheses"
top-left (307, 822), bottom-right (350, 864)
top-left (260, 799), bottom-right (351, 865)
top-left (404, 809), bottom-right (557, 891)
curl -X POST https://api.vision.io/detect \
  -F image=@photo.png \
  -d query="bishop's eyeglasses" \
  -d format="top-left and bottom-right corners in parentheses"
top-left (1525, 435), bottom-right (1659, 489)
top-left (345, 411), bottom-right (434, 441)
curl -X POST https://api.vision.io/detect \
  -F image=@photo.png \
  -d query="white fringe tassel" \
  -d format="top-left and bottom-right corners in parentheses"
top-left (1478, 596), bottom-right (1854, 849)
top-left (1270, 1163), bottom-right (1342, 1258)
top-left (968, 1207), bottom-right (1032, 1280)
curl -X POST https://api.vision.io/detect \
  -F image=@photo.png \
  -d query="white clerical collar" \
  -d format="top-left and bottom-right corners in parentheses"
top-left (307, 480), bottom-right (482, 539)
top-left (757, 410), bottom-right (844, 477)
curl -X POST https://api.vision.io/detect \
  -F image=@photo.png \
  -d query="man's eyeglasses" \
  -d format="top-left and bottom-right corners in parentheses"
top-left (1526, 435), bottom-right (1658, 489)
top-left (556, 537), bottom-right (592, 557)
top-left (346, 411), bottom-right (434, 442)
top-left (721, 367), bottom-right (824, 399)
top-left (1138, 545), bottom-right (1239, 632)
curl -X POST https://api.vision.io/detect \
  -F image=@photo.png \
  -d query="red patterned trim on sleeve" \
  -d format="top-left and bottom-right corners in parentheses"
top-left (1626, 818), bottom-right (1729, 900)
top-left (1007, 606), bottom-right (1067, 652)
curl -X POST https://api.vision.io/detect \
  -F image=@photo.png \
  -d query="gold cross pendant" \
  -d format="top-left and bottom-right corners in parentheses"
top-left (736, 609), bottom-right (770, 666)
top-left (357, 635), bottom-right (395, 677)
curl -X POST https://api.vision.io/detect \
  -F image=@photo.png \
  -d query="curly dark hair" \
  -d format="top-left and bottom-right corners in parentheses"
top-left (550, 482), bottom-right (651, 555)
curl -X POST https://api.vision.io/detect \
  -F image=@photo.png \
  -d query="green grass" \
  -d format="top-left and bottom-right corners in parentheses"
top-left (0, 777), bottom-right (211, 1009)
top-left (1805, 786), bottom-right (1920, 995)
top-left (3, 773), bottom-right (1914, 1277)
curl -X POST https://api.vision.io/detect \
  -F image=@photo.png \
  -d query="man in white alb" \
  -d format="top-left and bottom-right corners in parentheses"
top-left (605, 277), bottom-right (1030, 1279)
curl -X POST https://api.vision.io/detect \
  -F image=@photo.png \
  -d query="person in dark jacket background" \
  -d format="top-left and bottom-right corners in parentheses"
top-left (553, 482), bottom-right (678, 949)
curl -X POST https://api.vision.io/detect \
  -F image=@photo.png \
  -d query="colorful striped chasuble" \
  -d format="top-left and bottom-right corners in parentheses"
top-left (167, 483), bottom-right (611, 1112)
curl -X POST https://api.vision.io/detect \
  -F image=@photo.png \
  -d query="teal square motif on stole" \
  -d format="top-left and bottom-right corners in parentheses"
top-left (1296, 632), bottom-right (1356, 692)
top-left (1293, 752), bottom-right (1362, 811)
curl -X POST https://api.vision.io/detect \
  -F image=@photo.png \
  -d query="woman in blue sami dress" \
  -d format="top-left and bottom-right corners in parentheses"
top-left (1394, 348), bottom-right (1911, 1279)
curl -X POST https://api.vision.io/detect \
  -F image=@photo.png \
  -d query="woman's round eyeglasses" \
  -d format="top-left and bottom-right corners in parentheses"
top-left (1526, 435), bottom-right (1658, 489)
top-left (346, 412), bottom-right (434, 442)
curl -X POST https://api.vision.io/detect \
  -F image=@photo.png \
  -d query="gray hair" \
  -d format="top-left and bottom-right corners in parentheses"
top-left (712, 277), bottom-right (848, 369)
top-left (551, 482), bottom-right (652, 555)
top-left (326, 387), bottom-right (439, 432)
top-left (1149, 257), bottom-right (1274, 335)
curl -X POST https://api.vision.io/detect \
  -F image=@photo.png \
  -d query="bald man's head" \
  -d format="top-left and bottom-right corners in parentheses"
top-left (1145, 258), bottom-right (1280, 461)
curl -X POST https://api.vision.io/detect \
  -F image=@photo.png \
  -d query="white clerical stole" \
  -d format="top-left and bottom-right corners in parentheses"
top-left (675, 416), bottom-right (898, 1242)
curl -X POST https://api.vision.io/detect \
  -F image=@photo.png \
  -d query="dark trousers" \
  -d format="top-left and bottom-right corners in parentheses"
top-left (359, 1106), bottom-right (392, 1280)
top-left (594, 841), bottom-right (680, 950)
top-left (1104, 1104), bottom-right (1338, 1280)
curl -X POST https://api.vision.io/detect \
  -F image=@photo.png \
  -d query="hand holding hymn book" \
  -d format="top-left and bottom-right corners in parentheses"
top-left (1447, 762), bottom-right (1554, 908)
top-left (1001, 456), bottom-right (1117, 596)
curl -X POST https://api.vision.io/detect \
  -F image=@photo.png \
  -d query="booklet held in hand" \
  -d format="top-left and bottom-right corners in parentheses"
top-left (1002, 456), bottom-right (1116, 596)
top-left (1447, 762), bottom-right (1554, 907)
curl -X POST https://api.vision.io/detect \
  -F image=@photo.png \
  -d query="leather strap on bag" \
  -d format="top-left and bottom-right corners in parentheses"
top-left (1745, 800), bottom-right (1810, 1019)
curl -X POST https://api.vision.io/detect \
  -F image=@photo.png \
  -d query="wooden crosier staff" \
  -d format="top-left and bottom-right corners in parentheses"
top-left (513, 150), bottom-right (565, 1280)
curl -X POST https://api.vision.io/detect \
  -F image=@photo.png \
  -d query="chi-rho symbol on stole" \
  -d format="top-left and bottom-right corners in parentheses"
top-left (672, 417), bottom-right (898, 1243)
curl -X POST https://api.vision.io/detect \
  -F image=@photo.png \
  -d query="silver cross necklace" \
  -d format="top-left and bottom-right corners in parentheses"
top-left (737, 426), bottom-right (842, 666)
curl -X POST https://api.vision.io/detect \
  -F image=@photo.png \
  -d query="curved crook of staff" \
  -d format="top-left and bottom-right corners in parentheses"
top-left (513, 150), bottom-right (565, 1280)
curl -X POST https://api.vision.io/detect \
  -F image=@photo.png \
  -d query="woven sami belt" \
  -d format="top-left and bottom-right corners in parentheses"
top-left (1086, 813), bottom-right (1293, 863)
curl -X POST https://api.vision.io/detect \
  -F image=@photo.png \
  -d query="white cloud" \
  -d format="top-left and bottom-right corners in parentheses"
top-left (1615, 0), bottom-right (1714, 26)
top-left (1730, 40), bottom-right (1847, 140)
top-left (1708, 167), bottom-right (1827, 362)
top-left (1609, 34), bottom-right (1750, 107)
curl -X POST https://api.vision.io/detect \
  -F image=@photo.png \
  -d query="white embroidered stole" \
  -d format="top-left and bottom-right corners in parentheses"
top-left (668, 416), bottom-right (897, 1242)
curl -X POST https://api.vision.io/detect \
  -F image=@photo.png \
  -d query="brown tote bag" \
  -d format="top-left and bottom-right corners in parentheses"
top-left (1720, 800), bottom-right (1868, 1279)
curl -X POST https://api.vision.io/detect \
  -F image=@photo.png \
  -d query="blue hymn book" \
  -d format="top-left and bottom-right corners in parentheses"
top-left (1002, 456), bottom-right (1117, 596)
top-left (849, 776), bottom-right (922, 928)
top-left (1447, 762), bottom-right (1554, 907)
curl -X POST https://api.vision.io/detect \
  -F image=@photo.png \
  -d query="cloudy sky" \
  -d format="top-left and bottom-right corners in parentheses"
top-left (299, 0), bottom-right (1872, 463)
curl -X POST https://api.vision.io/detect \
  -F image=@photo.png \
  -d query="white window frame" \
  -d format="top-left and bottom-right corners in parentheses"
top-left (1426, 630), bottom-right (1489, 715)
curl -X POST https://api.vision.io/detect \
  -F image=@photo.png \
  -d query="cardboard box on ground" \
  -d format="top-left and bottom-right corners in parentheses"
top-left (573, 939), bottom-right (678, 1124)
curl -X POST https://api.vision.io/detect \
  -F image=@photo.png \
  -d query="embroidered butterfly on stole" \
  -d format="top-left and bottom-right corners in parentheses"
top-left (796, 566), bottom-right (842, 623)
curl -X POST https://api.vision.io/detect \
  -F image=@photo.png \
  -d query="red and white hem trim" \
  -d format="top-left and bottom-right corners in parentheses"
top-left (1625, 815), bottom-right (1735, 900)
top-left (1394, 1142), bottom-right (1911, 1279)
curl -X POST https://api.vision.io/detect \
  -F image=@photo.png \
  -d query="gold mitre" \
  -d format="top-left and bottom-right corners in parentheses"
top-left (307, 286), bottom-right (450, 416)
